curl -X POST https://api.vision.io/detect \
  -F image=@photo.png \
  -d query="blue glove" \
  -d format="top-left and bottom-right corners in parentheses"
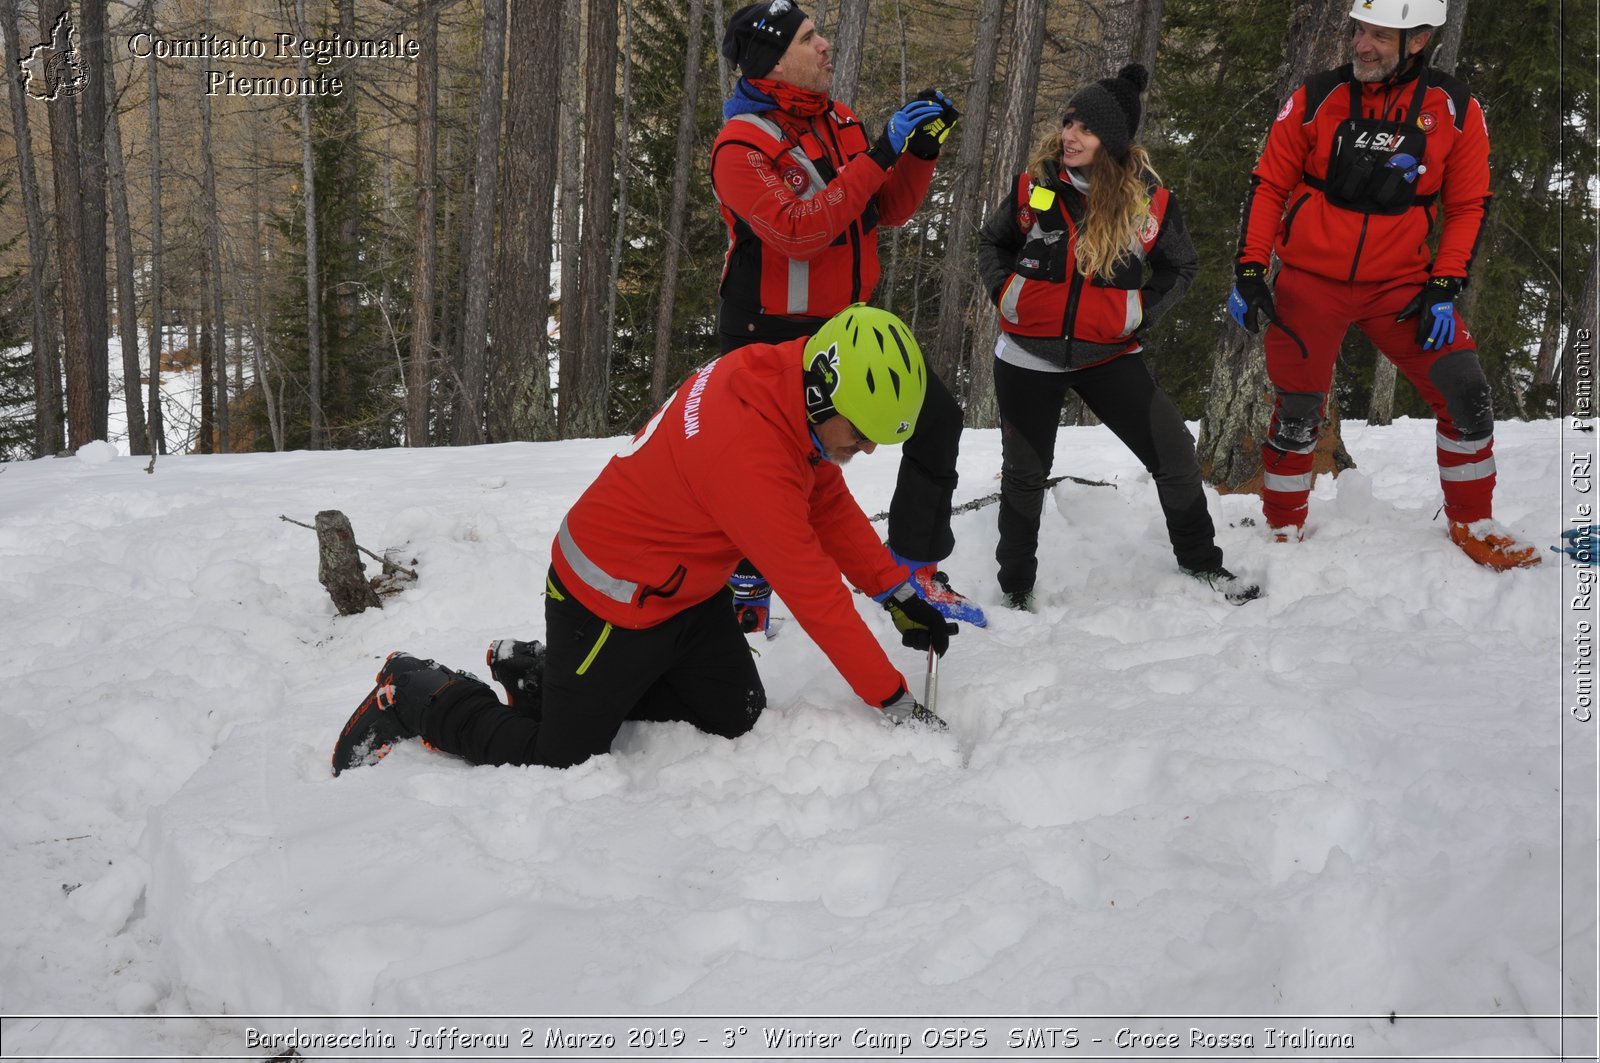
top-left (1227, 261), bottom-right (1274, 334)
top-left (1556, 525), bottom-right (1599, 565)
top-left (871, 99), bottom-right (944, 166)
top-left (1396, 275), bottom-right (1464, 350)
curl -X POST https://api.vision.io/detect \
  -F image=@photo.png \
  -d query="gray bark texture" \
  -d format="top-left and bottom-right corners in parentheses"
top-left (453, 0), bottom-right (507, 445)
top-left (102, 45), bottom-right (148, 455)
top-left (556, 0), bottom-right (583, 433)
top-left (407, 0), bottom-right (438, 446)
top-left (564, 0), bottom-right (619, 438)
top-left (78, 0), bottom-right (109, 440)
top-left (315, 510), bottom-right (383, 615)
top-left (649, 0), bottom-right (708, 407)
top-left (145, 0), bottom-right (165, 455)
top-left (295, 0), bottom-right (324, 447)
top-left (0, 0), bottom-right (62, 455)
top-left (489, 0), bottom-right (561, 441)
top-left (966, 0), bottom-right (1050, 430)
top-left (827, 0), bottom-right (869, 107)
top-left (929, 0), bottom-right (1004, 388)
top-left (40, 2), bottom-right (95, 451)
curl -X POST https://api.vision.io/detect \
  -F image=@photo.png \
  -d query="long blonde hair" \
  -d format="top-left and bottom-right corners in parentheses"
top-left (1026, 130), bottom-right (1160, 279)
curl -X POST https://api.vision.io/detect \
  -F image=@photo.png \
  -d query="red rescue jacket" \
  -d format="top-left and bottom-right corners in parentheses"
top-left (551, 339), bottom-right (910, 708)
top-left (710, 102), bottom-right (935, 334)
top-left (994, 171), bottom-right (1171, 351)
top-left (1237, 62), bottom-right (1490, 284)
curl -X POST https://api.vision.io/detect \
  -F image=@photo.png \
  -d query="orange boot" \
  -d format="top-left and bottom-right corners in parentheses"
top-left (1449, 520), bottom-right (1541, 571)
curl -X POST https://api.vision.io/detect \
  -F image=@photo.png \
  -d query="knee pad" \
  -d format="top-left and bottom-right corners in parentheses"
top-left (1427, 350), bottom-right (1494, 439)
top-left (1269, 391), bottom-right (1326, 453)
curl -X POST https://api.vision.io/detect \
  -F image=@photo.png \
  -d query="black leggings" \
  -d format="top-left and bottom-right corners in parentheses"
top-left (422, 569), bottom-right (766, 768)
top-left (992, 353), bottom-right (1221, 594)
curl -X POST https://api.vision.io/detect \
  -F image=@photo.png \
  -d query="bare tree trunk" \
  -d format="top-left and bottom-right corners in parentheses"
top-left (564, 0), bottom-right (618, 438)
top-left (295, 0), bottom-right (324, 448)
top-left (603, 0), bottom-right (635, 357)
top-left (198, 315), bottom-right (214, 454)
top-left (1, 0), bottom-right (62, 455)
top-left (78, 0), bottom-right (109, 441)
top-left (556, 0), bottom-right (583, 432)
top-left (144, 0), bottom-right (165, 454)
top-left (929, 0), bottom-right (1005, 390)
top-left (489, 0), bottom-right (561, 440)
top-left (966, 0), bottom-right (1050, 429)
top-left (828, 0), bottom-right (869, 106)
top-left (102, 42), bottom-right (148, 455)
top-left (200, 0), bottom-right (227, 452)
top-left (40, 2), bottom-right (95, 450)
top-left (1134, 0), bottom-right (1165, 79)
top-left (1560, 255), bottom-right (1597, 419)
top-left (246, 106), bottom-right (282, 450)
top-left (648, 0), bottom-right (708, 407)
top-left (452, 0), bottom-right (507, 445)
top-left (1199, 0), bottom-right (1355, 491)
top-left (711, 0), bottom-right (730, 91)
top-left (407, 0), bottom-right (439, 445)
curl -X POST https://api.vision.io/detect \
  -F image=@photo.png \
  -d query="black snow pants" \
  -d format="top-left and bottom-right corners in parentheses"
top-left (421, 568), bottom-right (766, 769)
top-left (992, 353), bottom-right (1222, 595)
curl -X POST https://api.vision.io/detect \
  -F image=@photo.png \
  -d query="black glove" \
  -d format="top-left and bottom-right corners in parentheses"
top-left (870, 98), bottom-right (944, 169)
top-left (1396, 275), bottom-right (1464, 350)
top-left (881, 581), bottom-right (958, 656)
top-left (905, 88), bottom-right (960, 160)
top-left (880, 686), bottom-right (948, 730)
top-left (1226, 261), bottom-right (1275, 334)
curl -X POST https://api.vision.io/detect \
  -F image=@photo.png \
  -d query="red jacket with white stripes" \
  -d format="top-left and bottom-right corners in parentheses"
top-left (550, 339), bottom-right (910, 708)
top-left (710, 101), bottom-right (935, 336)
top-left (1237, 62), bottom-right (1490, 285)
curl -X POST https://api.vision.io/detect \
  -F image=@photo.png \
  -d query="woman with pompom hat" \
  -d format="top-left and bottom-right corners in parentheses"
top-left (976, 64), bottom-right (1261, 611)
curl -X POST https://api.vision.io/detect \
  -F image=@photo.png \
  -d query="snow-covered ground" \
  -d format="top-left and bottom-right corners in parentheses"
top-left (0, 417), bottom-right (1593, 1061)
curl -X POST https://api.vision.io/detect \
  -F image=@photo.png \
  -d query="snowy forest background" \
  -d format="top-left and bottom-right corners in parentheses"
top-left (0, 0), bottom-right (1595, 465)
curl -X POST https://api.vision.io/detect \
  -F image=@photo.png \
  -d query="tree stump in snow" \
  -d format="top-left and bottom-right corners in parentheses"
top-left (315, 510), bottom-right (382, 615)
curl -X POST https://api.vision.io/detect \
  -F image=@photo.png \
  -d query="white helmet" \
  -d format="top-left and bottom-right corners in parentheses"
top-left (1348, 0), bottom-right (1446, 28)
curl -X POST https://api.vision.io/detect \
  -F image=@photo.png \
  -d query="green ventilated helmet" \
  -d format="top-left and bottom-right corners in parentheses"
top-left (801, 304), bottom-right (928, 444)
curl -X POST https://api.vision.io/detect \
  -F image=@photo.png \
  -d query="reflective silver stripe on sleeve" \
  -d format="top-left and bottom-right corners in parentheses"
top-left (1436, 431), bottom-right (1493, 455)
top-left (787, 258), bottom-right (810, 315)
top-left (1263, 471), bottom-right (1314, 492)
top-left (558, 515), bottom-right (640, 605)
top-left (1438, 456), bottom-right (1497, 482)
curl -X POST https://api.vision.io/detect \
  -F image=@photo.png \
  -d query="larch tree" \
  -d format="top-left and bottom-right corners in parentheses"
top-left (0, 0), bottom-right (62, 455)
top-left (489, 0), bottom-right (561, 441)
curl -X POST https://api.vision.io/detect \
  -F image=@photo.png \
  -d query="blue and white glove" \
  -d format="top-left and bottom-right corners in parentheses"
top-left (1397, 275), bottom-right (1464, 350)
top-left (871, 99), bottom-right (944, 168)
top-left (1227, 261), bottom-right (1275, 334)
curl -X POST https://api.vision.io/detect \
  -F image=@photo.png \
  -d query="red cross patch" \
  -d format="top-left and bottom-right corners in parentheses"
top-left (1017, 207), bottom-right (1035, 231)
top-left (1418, 112), bottom-right (1437, 132)
top-left (780, 164), bottom-right (807, 194)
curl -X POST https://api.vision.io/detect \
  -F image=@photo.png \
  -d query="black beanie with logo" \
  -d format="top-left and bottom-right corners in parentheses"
top-left (721, 1), bottom-right (810, 80)
top-left (1062, 63), bottom-right (1150, 159)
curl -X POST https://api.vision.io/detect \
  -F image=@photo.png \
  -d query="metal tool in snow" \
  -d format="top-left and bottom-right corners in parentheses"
top-left (923, 645), bottom-right (940, 717)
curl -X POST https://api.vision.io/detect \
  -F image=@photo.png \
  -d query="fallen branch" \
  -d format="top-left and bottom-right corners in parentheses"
top-left (865, 473), bottom-right (1115, 523)
top-left (278, 514), bottom-right (419, 579)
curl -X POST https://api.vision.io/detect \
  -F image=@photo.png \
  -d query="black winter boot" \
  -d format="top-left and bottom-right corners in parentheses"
top-left (331, 653), bottom-right (466, 775)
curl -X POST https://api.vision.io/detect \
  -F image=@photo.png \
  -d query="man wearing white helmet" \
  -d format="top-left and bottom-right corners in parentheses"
top-left (1227, 0), bottom-right (1540, 571)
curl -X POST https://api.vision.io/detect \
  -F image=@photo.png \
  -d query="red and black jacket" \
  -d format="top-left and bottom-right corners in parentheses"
top-left (710, 102), bottom-right (935, 342)
top-left (977, 169), bottom-right (1196, 369)
top-left (1236, 62), bottom-right (1489, 285)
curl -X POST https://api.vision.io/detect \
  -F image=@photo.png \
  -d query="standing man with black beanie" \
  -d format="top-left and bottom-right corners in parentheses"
top-left (710, 1), bottom-right (989, 631)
